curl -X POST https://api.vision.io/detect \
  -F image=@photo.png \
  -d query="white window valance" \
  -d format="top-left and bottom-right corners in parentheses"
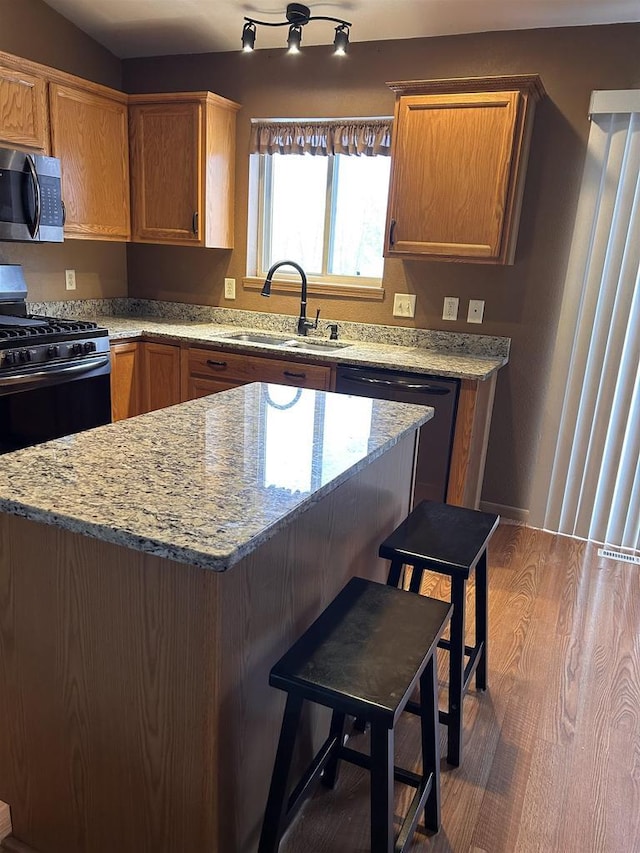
top-left (249, 117), bottom-right (393, 156)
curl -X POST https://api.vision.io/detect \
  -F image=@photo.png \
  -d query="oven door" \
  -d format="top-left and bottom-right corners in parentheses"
top-left (0, 358), bottom-right (112, 454)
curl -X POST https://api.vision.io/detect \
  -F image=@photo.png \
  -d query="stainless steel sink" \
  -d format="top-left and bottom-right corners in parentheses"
top-left (223, 332), bottom-right (351, 353)
top-left (224, 332), bottom-right (289, 346)
top-left (281, 339), bottom-right (351, 353)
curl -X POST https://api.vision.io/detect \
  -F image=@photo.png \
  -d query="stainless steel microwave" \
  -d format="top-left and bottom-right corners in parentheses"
top-left (0, 147), bottom-right (64, 243)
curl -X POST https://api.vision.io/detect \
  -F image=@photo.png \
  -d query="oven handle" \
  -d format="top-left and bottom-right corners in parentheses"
top-left (1, 356), bottom-right (110, 389)
top-left (25, 154), bottom-right (42, 239)
top-left (342, 375), bottom-right (452, 394)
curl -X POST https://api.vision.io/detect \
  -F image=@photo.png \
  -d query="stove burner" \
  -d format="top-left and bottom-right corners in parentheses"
top-left (0, 315), bottom-right (100, 340)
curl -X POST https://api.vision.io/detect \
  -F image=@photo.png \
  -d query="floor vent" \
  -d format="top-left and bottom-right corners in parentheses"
top-left (598, 548), bottom-right (640, 565)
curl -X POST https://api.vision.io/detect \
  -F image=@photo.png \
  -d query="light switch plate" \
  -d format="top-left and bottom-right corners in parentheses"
top-left (65, 269), bottom-right (76, 291)
top-left (442, 296), bottom-right (459, 321)
top-left (393, 293), bottom-right (416, 318)
top-left (467, 299), bottom-right (485, 324)
top-left (224, 278), bottom-right (236, 299)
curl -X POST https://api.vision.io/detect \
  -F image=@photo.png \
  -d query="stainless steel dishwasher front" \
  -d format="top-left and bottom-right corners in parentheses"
top-left (335, 366), bottom-right (459, 504)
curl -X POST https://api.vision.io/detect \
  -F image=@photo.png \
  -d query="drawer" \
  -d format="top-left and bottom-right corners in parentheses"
top-left (187, 347), bottom-right (332, 391)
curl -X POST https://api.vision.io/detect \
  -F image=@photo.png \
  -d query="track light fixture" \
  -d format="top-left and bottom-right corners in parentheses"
top-left (241, 3), bottom-right (352, 55)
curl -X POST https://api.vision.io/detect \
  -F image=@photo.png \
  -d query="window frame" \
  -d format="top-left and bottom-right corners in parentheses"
top-left (245, 151), bottom-right (388, 299)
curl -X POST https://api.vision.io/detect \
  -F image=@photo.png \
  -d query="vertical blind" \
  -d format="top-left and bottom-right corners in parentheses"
top-left (532, 91), bottom-right (640, 551)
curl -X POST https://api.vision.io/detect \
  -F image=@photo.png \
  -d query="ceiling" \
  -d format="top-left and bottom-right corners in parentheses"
top-left (41, 0), bottom-right (640, 59)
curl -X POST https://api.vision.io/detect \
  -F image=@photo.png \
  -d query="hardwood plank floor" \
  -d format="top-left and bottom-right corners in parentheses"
top-left (278, 524), bottom-right (640, 853)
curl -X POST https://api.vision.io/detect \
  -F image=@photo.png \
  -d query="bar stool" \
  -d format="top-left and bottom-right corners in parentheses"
top-left (379, 500), bottom-right (500, 767)
top-left (258, 576), bottom-right (452, 853)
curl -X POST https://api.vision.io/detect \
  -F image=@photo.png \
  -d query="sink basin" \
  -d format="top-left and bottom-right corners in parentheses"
top-left (281, 339), bottom-right (351, 353)
top-left (224, 332), bottom-right (288, 346)
top-left (223, 332), bottom-right (351, 353)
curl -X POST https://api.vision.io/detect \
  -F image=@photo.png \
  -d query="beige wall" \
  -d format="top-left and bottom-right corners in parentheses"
top-left (0, 0), bottom-right (127, 300)
top-left (124, 24), bottom-right (640, 514)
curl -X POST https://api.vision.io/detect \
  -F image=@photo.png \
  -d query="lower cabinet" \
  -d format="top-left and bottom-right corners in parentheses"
top-left (110, 340), bottom-right (181, 421)
top-left (141, 341), bottom-right (182, 412)
top-left (111, 339), bottom-right (334, 422)
top-left (183, 346), bottom-right (333, 400)
top-left (110, 341), bottom-right (142, 422)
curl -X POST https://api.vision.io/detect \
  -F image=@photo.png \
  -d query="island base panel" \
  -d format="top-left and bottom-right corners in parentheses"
top-left (0, 434), bottom-right (415, 853)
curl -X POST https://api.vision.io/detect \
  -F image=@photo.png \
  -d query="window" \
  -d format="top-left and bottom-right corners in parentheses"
top-left (248, 118), bottom-right (392, 291)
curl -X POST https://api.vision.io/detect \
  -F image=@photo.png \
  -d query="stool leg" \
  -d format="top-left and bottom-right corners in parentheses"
top-left (258, 693), bottom-right (304, 853)
top-left (408, 564), bottom-right (424, 594)
top-left (386, 558), bottom-right (404, 589)
top-left (447, 576), bottom-right (466, 767)
top-left (321, 710), bottom-right (347, 789)
top-left (475, 549), bottom-right (488, 691)
top-left (369, 722), bottom-right (394, 853)
top-left (420, 656), bottom-right (440, 833)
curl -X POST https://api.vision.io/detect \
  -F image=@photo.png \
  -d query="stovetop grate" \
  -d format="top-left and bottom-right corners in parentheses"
top-left (0, 315), bottom-right (101, 340)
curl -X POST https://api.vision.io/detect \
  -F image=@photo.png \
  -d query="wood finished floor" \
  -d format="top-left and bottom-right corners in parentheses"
top-left (279, 523), bottom-right (640, 853)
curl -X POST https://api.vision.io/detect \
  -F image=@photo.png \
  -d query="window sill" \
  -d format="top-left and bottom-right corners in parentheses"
top-left (243, 277), bottom-right (385, 301)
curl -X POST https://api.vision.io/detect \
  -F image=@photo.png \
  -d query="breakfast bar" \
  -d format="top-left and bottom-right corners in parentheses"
top-left (0, 383), bottom-right (431, 853)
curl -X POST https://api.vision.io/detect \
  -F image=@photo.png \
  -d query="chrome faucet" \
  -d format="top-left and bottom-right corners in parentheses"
top-left (260, 260), bottom-right (320, 336)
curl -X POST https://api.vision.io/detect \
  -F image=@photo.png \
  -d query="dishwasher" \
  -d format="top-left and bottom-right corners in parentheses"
top-left (335, 366), bottom-right (459, 504)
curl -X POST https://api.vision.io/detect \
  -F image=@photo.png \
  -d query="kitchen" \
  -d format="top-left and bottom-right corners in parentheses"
top-left (0, 1), bottom-right (639, 851)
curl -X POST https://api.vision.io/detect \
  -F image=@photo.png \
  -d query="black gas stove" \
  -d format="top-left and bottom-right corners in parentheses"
top-left (0, 265), bottom-right (112, 453)
top-left (0, 313), bottom-right (110, 375)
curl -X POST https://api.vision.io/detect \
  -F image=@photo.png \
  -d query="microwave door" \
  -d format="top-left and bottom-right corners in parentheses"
top-left (0, 149), bottom-right (39, 241)
top-left (23, 155), bottom-right (41, 239)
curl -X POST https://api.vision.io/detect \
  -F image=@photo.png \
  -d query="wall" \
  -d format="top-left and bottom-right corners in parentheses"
top-left (124, 24), bottom-right (640, 516)
top-left (0, 0), bottom-right (127, 301)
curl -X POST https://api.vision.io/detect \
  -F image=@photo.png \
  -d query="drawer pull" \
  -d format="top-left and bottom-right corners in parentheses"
top-left (284, 370), bottom-right (306, 379)
top-left (206, 359), bottom-right (228, 368)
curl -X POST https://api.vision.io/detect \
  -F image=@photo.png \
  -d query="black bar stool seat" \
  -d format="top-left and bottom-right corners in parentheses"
top-left (379, 500), bottom-right (500, 766)
top-left (259, 576), bottom-right (452, 853)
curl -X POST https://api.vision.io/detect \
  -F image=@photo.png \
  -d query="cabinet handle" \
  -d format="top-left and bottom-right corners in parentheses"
top-left (206, 359), bottom-right (227, 368)
top-left (61, 199), bottom-right (66, 226)
top-left (389, 219), bottom-right (397, 247)
top-left (192, 211), bottom-right (199, 235)
top-left (284, 371), bottom-right (306, 379)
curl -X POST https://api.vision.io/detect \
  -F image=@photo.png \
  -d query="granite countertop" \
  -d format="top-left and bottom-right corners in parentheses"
top-left (101, 316), bottom-right (506, 381)
top-left (0, 383), bottom-right (431, 571)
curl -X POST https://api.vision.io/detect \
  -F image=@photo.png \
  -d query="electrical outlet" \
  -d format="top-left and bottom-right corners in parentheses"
top-left (442, 296), bottom-right (459, 321)
top-left (467, 299), bottom-right (485, 324)
top-left (65, 269), bottom-right (76, 291)
top-left (224, 278), bottom-right (236, 299)
top-left (393, 293), bottom-right (416, 318)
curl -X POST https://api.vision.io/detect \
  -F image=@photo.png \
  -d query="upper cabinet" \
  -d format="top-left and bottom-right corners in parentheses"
top-left (384, 75), bottom-right (545, 265)
top-left (49, 83), bottom-right (130, 241)
top-left (0, 62), bottom-right (48, 152)
top-left (129, 92), bottom-right (241, 248)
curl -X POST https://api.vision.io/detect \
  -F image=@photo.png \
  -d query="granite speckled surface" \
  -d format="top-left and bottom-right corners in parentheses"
top-left (30, 299), bottom-right (509, 380)
top-left (0, 383), bottom-right (431, 571)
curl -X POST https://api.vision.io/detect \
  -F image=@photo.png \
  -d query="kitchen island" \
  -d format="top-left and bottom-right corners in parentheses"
top-left (0, 384), bottom-right (431, 853)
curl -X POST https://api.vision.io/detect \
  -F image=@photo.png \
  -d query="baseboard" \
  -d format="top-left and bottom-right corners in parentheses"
top-left (1, 838), bottom-right (38, 853)
top-left (479, 501), bottom-right (530, 524)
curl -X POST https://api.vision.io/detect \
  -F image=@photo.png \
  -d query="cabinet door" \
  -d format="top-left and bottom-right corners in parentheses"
top-left (110, 342), bottom-right (142, 422)
top-left (186, 376), bottom-right (241, 400)
top-left (49, 83), bottom-right (130, 240)
top-left (141, 342), bottom-right (182, 413)
top-left (0, 64), bottom-right (48, 152)
top-left (385, 91), bottom-right (520, 262)
top-left (129, 102), bottom-right (202, 244)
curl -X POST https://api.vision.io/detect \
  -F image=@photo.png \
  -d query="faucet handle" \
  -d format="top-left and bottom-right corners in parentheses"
top-left (313, 308), bottom-right (320, 329)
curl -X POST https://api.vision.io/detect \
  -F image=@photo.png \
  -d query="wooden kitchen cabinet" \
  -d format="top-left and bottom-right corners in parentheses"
top-left (129, 92), bottom-right (241, 248)
top-left (111, 340), bottom-right (181, 420)
top-left (183, 346), bottom-right (333, 400)
top-left (0, 59), bottom-right (48, 152)
top-left (110, 341), bottom-right (142, 422)
top-left (49, 82), bottom-right (130, 241)
top-left (384, 75), bottom-right (545, 264)
top-left (141, 341), bottom-right (182, 413)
